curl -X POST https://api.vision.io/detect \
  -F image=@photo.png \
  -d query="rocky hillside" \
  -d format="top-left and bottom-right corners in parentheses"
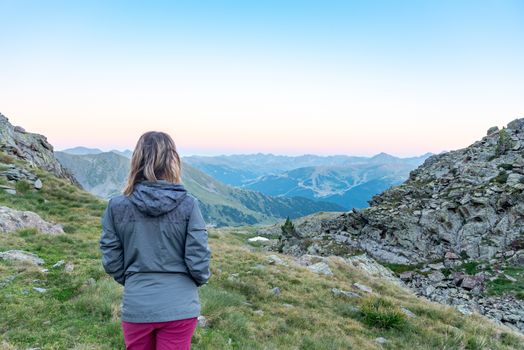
top-left (55, 150), bottom-right (345, 227)
top-left (276, 118), bottom-right (524, 333)
top-left (279, 118), bottom-right (524, 265)
top-left (0, 113), bottom-right (79, 186)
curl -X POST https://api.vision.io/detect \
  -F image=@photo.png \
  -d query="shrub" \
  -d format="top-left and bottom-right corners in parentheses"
top-left (494, 170), bottom-right (509, 184)
top-left (495, 128), bottom-right (513, 157)
top-left (360, 296), bottom-right (407, 330)
top-left (281, 217), bottom-right (297, 237)
top-left (0, 152), bottom-right (14, 164)
top-left (498, 163), bottom-right (514, 171)
top-left (15, 180), bottom-right (32, 194)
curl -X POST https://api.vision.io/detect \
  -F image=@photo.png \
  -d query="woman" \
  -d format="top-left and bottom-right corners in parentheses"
top-left (99, 131), bottom-right (211, 350)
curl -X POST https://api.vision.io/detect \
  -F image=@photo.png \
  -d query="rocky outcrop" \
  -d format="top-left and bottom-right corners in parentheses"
top-left (0, 113), bottom-right (79, 186)
top-left (398, 258), bottom-right (524, 333)
top-left (0, 250), bottom-right (45, 265)
top-left (0, 163), bottom-right (44, 194)
top-left (0, 206), bottom-right (64, 234)
top-left (281, 118), bottom-right (524, 264)
top-left (275, 118), bottom-right (524, 334)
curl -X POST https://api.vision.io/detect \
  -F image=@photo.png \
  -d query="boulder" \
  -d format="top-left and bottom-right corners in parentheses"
top-left (266, 254), bottom-right (287, 266)
top-left (460, 275), bottom-right (484, 291)
top-left (487, 126), bottom-right (499, 135)
top-left (331, 288), bottom-right (361, 299)
top-left (0, 206), bottom-right (64, 234)
top-left (399, 271), bottom-right (414, 281)
top-left (0, 250), bottom-right (44, 265)
top-left (428, 271), bottom-right (446, 283)
top-left (307, 262), bottom-right (332, 276)
top-left (352, 283), bottom-right (372, 293)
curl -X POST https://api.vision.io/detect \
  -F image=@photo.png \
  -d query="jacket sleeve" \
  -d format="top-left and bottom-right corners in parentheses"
top-left (99, 200), bottom-right (125, 286)
top-left (185, 199), bottom-right (211, 287)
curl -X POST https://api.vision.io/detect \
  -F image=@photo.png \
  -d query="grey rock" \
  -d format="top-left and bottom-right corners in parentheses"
top-left (0, 274), bottom-right (17, 288)
top-left (456, 305), bottom-right (473, 315)
top-left (428, 262), bottom-right (445, 270)
top-left (331, 288), bottom-right (361, 299)
top-left (52, 260), bottom-right (65, 268)
top-left (0, 250), bottom-right (44, 265)
top-left (425, 285), bottom-right (436, 296)
top-left (0, 206), bottom-right (64, 234)
top-left (375, 337), bottom-right (387, 345)
top-left (32, 287), bottom-right (47, 293)
top-left (64, 262), bottom-right (74, 273)
top-left (504, 274), bottom-right (517, 283)
top-left (271, 287), bottom-right (281, 295)
top-left (428, 271), bottom-right (445, 283)
top-left (452, 272), bottom-right (466, 286)
top-left (401, 307), bottom-right (416, 318)
top-left (508, 119), bottom-right (524, 130)
top-left (307, 262), bottom-right (333, 276)
top-left (487, 126), bottom-right (499, 135)
top-left (197, 315), bottom-right (208, 328)
top-left (33, 178), bottom-right (42, 189)
top-left (266, 254), bottom-right (287, 266)
top-left (400, 271), bottom-right (414, 281)
top-left (461, 276), bottom-right (483, 291)
top-left (353, 283), bottom-right (372, 293)
top-left (345, 254), bottom-right (402, 286)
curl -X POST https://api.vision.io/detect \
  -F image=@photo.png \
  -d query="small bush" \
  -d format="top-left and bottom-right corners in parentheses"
top-left (494, 170), bottom-right (509, 184)
top-left (0, 153), bottom-right (14, 164)
top-left (281, 217), bottom-right (297, 237)
top-left (15, 180), bottom-right (32, 194)
top-left (17, 228), bottom-right (39, 237)
top-left (360, 296), bottom-right (407, 330)
top-left (462, 261), bottom-right (479, 275)
top-left (495, 128), bottom-right (513, 157)
top-left (62, 224), bottom-right (78, 234)
top-left (498, 163), bottom-right (514, 171)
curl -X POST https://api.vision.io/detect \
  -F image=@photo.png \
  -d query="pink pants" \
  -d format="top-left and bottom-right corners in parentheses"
top-left (121, 317), bottom-right (198, 350)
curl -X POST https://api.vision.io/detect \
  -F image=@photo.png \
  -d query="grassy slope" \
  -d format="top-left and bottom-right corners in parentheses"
top-left (0, 156), bottom-right (523, 349)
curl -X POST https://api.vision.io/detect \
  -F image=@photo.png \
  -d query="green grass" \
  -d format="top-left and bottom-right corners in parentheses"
top-left (462, 261), bottom-right (481, 275)
top-left (360, 296), bottom-right (407, 330)
top-left (0, 155), bottom-right (523, 349)
top-left (487, 267), bottom-right (524, 298)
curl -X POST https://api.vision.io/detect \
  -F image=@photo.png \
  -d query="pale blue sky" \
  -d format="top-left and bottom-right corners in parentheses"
top-left (0, 1), bottom-right (523, 156)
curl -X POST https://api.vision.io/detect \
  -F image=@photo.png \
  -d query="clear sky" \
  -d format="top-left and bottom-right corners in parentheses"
top-left (0, 0), bottom-right (523, 157)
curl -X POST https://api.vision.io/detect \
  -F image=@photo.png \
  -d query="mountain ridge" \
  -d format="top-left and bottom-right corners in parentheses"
top-left (55, 150), bottom-right (344, 227)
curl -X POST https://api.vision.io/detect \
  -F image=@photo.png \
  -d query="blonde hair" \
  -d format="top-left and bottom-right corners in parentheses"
top-left (123, 131), bottom-right (182, 196)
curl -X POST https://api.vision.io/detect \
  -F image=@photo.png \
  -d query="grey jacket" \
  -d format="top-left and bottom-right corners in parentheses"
top-left (99, 180), bottom-right (211, 322)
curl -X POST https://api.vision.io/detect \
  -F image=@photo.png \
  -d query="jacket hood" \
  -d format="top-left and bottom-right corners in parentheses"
top-left (129, 180), bottom-right (188, 217)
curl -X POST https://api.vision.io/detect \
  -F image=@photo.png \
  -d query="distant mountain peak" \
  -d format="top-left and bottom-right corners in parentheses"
top-left (60, 146), bottom-right (103, 155)
top-left (370, 152), bottom-right (397, 161)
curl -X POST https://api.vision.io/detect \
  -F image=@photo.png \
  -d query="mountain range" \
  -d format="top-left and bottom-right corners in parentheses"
top-left (54, 150), bottom-right (344, 227)
top-left (184, 153), bottom-right (431, 209)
